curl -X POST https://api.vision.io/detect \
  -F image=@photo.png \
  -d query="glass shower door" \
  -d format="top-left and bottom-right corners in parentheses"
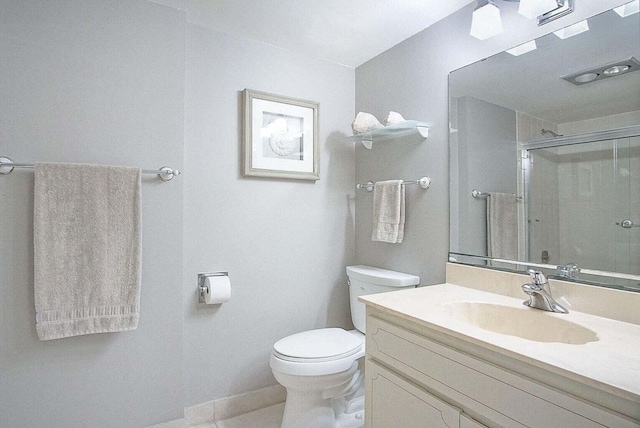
top-left (527, 138), bottom-right (617, 271)
top-left (527, 135), bottom-right (639, 280)
top-left (614, 136), bottom-right (640, 278)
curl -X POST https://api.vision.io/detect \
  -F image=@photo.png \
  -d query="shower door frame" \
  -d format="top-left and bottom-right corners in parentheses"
top-left (521, 126), bottom-right (640, 152)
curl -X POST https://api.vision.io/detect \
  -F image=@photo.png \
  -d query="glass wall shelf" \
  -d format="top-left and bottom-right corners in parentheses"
top-left (344, 120), bottom-right (429, 149)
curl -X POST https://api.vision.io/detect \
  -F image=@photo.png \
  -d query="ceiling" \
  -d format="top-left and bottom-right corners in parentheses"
top-left (185, 0), bottom-right (476, 68)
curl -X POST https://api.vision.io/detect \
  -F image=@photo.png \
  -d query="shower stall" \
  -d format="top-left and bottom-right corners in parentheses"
top-left (525, 126), bottom-right (640, 287)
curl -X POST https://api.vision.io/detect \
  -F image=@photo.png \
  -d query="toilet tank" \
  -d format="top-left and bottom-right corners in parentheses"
top-left (346, 265), bottom-right (420, 333)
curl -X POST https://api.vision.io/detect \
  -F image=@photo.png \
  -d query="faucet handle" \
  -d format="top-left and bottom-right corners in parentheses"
top-left (527, 269), bottom-right (548, 286)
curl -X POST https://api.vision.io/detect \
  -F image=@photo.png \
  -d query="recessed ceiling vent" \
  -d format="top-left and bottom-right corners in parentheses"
top-left (562, 57), bottom-right (640, 85)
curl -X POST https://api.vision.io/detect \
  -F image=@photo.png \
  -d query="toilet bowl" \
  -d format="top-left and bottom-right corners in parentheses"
top-left (271, 328), bottom-right (365, 428)
top-left (270, 266), bottom-right (420, 428)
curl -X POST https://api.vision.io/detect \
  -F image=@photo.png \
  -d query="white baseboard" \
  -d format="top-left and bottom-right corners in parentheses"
top-left (148, 384), bottom-right (286, 427)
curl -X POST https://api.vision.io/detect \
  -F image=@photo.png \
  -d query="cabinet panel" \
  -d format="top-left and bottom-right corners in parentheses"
top-left (366, 361), bottom-right (460, 428)
top-left (460, 414), bottom-right (487, 428)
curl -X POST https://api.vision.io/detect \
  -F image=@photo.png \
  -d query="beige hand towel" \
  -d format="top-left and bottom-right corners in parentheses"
top-left (34, 162), bottom-right (142, 340)
top-left (372, 180), bottom-right (405, 244)
top-left (487, 192), bottom-right (517, 260)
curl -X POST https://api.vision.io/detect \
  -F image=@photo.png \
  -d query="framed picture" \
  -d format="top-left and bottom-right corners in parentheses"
top-left (243, 89), bottom-right (319, 180)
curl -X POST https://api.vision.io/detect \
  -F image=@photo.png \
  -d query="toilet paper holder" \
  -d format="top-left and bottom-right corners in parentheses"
top-left (198, 272), bottom-right (229, 303)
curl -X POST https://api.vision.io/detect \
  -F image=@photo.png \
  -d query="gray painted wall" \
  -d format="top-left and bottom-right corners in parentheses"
top-left (184, 24), bottom-right (355, 405)
top-left (183, 23), bottom-right (355, 405)
top-left (355, 0), bottom-right (627, 285)
top-left (0, 1), bottom-right (185, 427)
top-left (1, 0), bottom-right (355, 423)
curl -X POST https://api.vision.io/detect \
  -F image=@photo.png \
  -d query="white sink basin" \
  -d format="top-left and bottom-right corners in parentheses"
top-left (442, 302), bottom-right (598, 344)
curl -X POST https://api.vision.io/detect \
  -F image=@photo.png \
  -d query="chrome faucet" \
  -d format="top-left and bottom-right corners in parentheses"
top-left (556, 263), bottom-right (580, 280)
top-left (522, 269), bottom-right (569, 314)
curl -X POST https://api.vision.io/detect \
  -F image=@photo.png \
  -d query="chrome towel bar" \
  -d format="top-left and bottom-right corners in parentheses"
top-left (0, 157), bottom-right (180, 181)
top-left (472, 189), bottom-right (522, 200)
top-left (356, 176), bottom-right (431, 192)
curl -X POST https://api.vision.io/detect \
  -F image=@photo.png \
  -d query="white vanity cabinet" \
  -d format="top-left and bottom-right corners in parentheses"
top-left (364, 309), bottom-right (639, 428)
top-left (367, 359), bottom-right (486, 428)
top-left (367, 360), bottom-right (462, 428)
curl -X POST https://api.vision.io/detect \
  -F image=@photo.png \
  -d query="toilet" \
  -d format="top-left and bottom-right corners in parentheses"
top-left (270, 265), bottom-right (420, 428)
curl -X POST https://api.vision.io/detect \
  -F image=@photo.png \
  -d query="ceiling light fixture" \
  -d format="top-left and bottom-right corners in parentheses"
top-left (573, 73), bottom-right (599, 83)
top-left (603, 65), bottom-right (631, 76)
top-left (506, 40), bottom-right (538, 56)
top-left (562, 57), bottom-right (640, 86)
top-left (538, 0), bottom-right (575, 25)
top-left (553, 19), bottom-right (589, 39)
top-left (470, 0), bottom-right (575, 40)
top-left (470, 0), bottom-right (504, 40)
top-left (614, 0), bottom-right (640, 17)
top-left (518, 0), bottom-right (558, 19)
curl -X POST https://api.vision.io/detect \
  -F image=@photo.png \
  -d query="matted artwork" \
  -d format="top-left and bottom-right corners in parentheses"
top-left (243, 89), bottom-right (319, 180)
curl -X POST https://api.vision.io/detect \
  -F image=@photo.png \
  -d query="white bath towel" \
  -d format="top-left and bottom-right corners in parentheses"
top-left (34, 163), bottom-right (142, 340)
top-left (372, 180), bottom-right (405, 244)
top-left (487, 192), bottom-right (517, 260)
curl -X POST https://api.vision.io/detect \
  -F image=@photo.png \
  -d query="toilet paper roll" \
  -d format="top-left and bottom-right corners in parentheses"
top-left (204, 275), bottom-right (231, 304)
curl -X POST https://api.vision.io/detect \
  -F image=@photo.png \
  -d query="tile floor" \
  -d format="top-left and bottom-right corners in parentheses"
top-left (194, 403), bottom-right (284, 428)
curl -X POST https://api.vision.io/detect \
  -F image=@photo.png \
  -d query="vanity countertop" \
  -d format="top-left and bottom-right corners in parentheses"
top-left (360, 283), bottom-right (640, 403)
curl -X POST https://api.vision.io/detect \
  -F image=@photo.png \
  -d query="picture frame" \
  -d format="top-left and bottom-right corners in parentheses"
top-left (243, 89), bottom-right (319, 181)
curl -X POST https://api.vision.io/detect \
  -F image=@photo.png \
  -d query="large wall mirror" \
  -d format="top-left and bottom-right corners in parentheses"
top-left (449, 5), bottom-right (640, 291)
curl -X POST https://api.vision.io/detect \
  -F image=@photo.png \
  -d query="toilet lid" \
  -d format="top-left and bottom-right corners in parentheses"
top-left (273, 328), bottom-right (363, 361)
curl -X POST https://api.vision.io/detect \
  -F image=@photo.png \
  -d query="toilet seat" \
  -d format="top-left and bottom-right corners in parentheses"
top-left (274, 328), bottom-right (362, 361)
top-left (270, 328), bottom-right (365, 376)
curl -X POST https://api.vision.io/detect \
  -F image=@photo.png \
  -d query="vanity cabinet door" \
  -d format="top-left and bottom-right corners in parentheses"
top-left (366, 360), bottom-right (461, 428)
